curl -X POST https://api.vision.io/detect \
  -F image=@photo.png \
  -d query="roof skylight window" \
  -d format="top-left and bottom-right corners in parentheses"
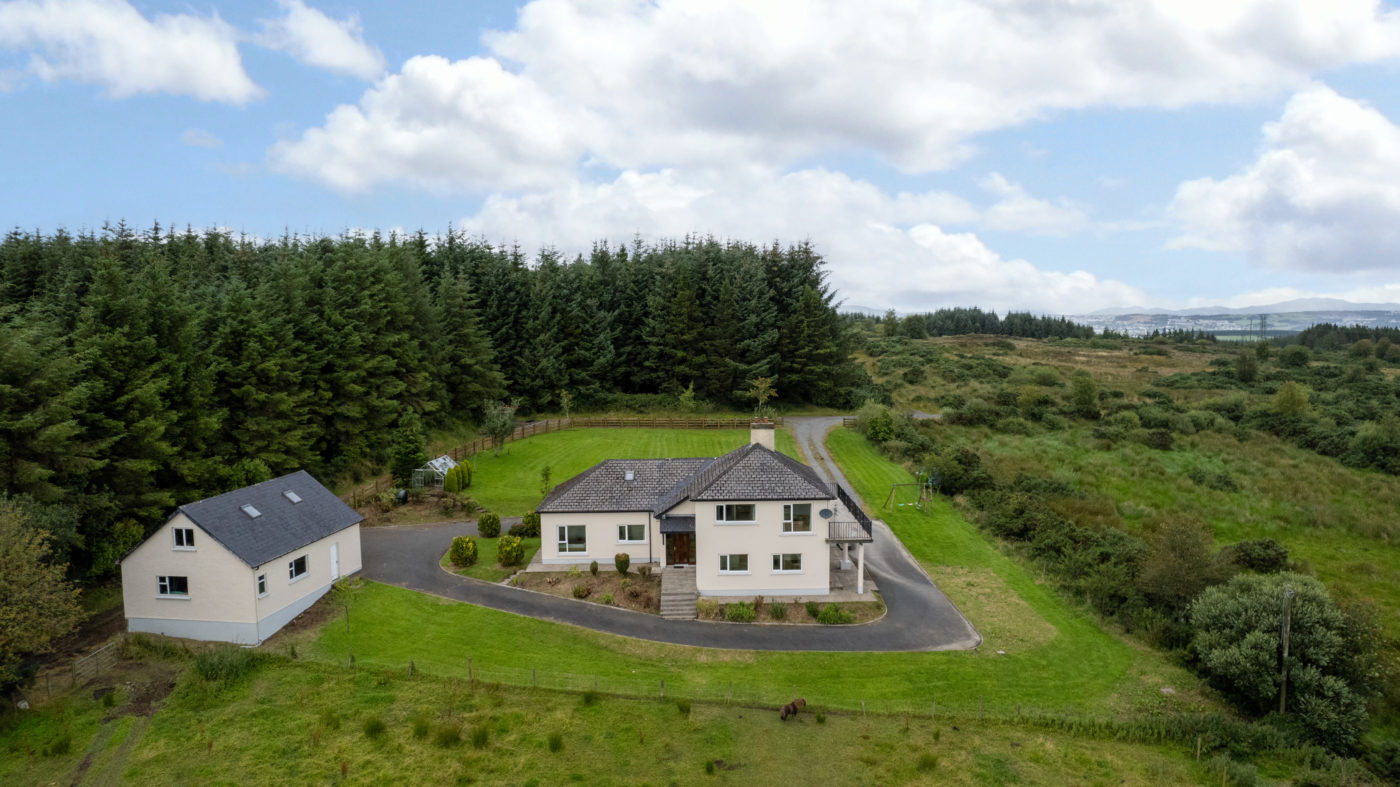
top-left (240, 504), bottom-right (262, 519)
top-left (283, 490), bottom-right (302, 504)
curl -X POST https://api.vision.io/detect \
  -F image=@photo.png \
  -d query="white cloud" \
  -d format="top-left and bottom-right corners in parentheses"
top-left (256, 0), bottom-right (384, 81)
top-left (459, 166), bottom-right (1145, 315)
top-left (181, 128), bottom-right (222, 149)
top-left (1169, 85), bottom-right (1400, 272)
top-left (978, 173), bottom-right (1090, 236)
top-left (275, 0), bottom-right (1400, 194)
top-left (0, 0), bottom-right (261, 103)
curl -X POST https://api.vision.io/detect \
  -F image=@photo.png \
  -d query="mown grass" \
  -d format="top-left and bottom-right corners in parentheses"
top-left (467, 427), bottom-right (799, 516)
top-left (438, 537), bottom-right (542, 583)
top-left (5, 657), bottom-right (1236, 786)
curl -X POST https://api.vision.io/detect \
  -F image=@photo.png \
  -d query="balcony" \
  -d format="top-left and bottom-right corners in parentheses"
top-left (826, 485), bottom-right (874, 543)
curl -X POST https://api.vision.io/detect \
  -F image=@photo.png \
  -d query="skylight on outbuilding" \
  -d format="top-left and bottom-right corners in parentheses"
top-left (283, 490), bottom-right (302, 504)
top-left (624, 469), bottom-right (635, 481)
top-left (240, 504), bottom-right (262, 519)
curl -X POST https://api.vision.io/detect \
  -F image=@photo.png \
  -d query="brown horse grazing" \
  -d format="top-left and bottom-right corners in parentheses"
top-left (779, 697), bottom-right (807, 720)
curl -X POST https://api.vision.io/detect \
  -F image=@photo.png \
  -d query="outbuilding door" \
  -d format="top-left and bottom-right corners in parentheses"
top-left (666, 533), bottom-right (695, 566)
top-left (330, 542), bottom-right (340, 579)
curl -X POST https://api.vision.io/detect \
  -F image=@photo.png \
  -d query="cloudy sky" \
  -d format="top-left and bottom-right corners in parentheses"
top-left (4, 0), bottom-right (1400, 314)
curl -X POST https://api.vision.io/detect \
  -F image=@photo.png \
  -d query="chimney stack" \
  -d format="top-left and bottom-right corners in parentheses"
top-left (750, 419), bottom-right (775, 451)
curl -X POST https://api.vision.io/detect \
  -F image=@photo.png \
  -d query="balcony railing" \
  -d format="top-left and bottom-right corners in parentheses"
top-left (828, 485), bottom-right (874, 542)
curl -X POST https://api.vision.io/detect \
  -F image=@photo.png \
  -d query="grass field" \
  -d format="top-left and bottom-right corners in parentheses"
top-left (5, 655), bottom-right (1244, 786)
top-left (465, 427), bottom-right (799, 516)
top-left (439, 537), bottom-right (542, 583)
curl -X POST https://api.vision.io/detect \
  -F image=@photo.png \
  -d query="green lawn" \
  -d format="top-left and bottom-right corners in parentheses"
top-left (466, 427), bottom-right (799, 516)
top-left (5, 657), bottom-right (1227, 786)
top-left (439, 537), bottom-right (542, 583)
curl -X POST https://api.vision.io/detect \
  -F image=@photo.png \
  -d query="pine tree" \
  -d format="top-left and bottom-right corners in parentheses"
top-left (436, 273), bottom-right (506, 417)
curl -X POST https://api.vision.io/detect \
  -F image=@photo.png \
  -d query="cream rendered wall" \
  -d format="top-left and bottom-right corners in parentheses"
top-left (694, 499), bottom-right (832, 596)
top-left (121, 512), bottom-right (256, 626)
top-left (253, 524), bottom-right (362, 624)
top-left (540, 511), bottom-right (658, 565)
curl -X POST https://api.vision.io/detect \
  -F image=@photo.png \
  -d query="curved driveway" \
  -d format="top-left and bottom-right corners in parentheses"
top-left (360, 417), bottom-right (980, 652)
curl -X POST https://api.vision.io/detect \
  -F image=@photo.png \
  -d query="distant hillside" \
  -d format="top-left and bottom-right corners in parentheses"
top-left (1068, 309), bottom-right (1400, 338)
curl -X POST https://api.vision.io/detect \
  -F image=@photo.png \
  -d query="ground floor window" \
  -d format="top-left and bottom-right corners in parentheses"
top-left (719, 554), bottom-right (749, 573)
top-left (256, 573), bottom-right (268, 596)
top-left (289, 555), bottom-right (308, 581)
top-left (772, 553), bottom-right (803, 573)
top-left (617, 524), bottom-right (645, 543)
top-left (558, 525), bottom-right (587, 553)
top-left (157, 575), bottom-right (189, 597)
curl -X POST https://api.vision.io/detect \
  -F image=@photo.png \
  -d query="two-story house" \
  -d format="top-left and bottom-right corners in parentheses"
top-left (537, 423), bottom-right (873, 598)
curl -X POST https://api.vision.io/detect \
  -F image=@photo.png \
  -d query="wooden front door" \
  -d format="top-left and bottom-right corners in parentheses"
top-left (666, 533), bottom-right (695, 566)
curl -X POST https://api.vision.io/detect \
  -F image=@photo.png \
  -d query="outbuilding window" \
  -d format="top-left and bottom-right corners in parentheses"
top-left (257, 573), bottom-right (268, 597)
top-left (289, 555), bottom-right (308, 581)
top-left (173, 528), bottom-right (195, 549)
top-left (157, 576), bottom-right (189, 597)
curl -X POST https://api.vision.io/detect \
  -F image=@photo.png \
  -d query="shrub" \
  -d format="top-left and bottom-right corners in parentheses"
top-left (704, 760), bottom-right (716, 775)
top-left (769, 602), bottom-right (787, 620)
top-left (477, 512), bottom-right (501, 537)
top-left (438, 496), bottom-right (457, 516)
top-left (818, 604), bottom-right (856, 624)
top-left (614, 553), bottom-right (630, 575)
top-left (363, 716), bottom-right (386, 739)
top-left (520, 511), bottom-right (541, 537)
top-left (676, 698), bottom-right (691, 717)
top-left (1280, 344), bottom-right (1312, 367)
top-left (434, 723), bottom-right (461, 747)
top-left (507, 522), bottom-right (527, 537)
top-left (548, 732), bottom-right (563, 753)
top-left (917, 752), bottom-right (940, 772)
top-left (411, 716), bottom-right (430, 739)
top-left (497, 534), bottom-right (525, 567)
top-left (599, 593), bottom-right (614, 605)
top-left (637, 565), bottom-right (652, 578)
top-left (724, 601), bottom-right (756, 622)
top-left (449, 535), bottom-right (479, 567)
top-left (696, 598), bottom-right (720, 619)
top-left (816, 712), bottom-right (826, 724)
top-left (805, 601), bottom-right (821, 619)
top-left (470, 723), bottom-right (490, 749)
top-left (43, 734), bottom-right (71, 756)
top-left (581, 690), bottom-right (599, 706)
top-left (1223, 539), bottom-right (1289, 573)
top-left (572, 584), bottom-right (591, 599)
top-left (444, 462), bottom-right (472, 493)
top-left (589, 560), bottom-right (599, 576)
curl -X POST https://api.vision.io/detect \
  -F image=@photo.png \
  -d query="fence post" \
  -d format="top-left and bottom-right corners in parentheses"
top-left (468, 657), bottom-right (473, 682)
top-left (660, 679), bottom-right (664, 699)
top-left (410, 659), bottom-right (415, 676)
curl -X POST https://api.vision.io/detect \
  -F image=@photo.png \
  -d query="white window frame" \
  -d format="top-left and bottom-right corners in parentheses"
top-left (772, 553), bottom-right (803, 574)
top-left (172, 527), bottom-right (195, 550)
top-left (617, 524), bottom-right (646, 544)
top-left (256, 573), bottom-right (268, 597)
top-left (557, 525), bottom-right (587, 554)
top-left (288, 555), bottom-right (308, 583)
top-left (718, 554), bottom-right (750, 574)
top-left (714, 503), bottom-right (757, 524)
top-left (782, 503), bottom-right (813, 534)
top-left (157, 575), bottom-right (189, 598)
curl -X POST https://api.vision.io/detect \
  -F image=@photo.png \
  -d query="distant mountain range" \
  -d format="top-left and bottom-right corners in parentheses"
top-left (1090, 298), bottom-right (1400, 317)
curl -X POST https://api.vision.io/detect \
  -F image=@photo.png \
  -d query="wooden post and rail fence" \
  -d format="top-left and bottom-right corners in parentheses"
top-left (344, 415), bottom-right (786, 506)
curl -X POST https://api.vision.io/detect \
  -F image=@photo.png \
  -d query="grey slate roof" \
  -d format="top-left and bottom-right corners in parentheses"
top-left (537, 443), bottom-right (832, 516)
top-left (658, 515), bottom-right (696, 534)
top-left (169, 470), bottom-right (362, 568)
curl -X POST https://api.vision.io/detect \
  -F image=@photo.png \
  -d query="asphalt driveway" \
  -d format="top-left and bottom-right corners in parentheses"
top-left (359, 417), bottom-right (980, 652)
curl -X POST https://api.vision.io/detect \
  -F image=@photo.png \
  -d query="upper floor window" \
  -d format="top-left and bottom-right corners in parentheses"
top-left (173, 528), bottom-right (195, 549)
top-left (715, 504), bottom-right (756, 523)
top-left (782, 504), bottom-right (812, 533)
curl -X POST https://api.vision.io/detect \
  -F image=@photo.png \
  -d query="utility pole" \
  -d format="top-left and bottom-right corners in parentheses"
top-left (1279, 583), bottom-right (1295, 714)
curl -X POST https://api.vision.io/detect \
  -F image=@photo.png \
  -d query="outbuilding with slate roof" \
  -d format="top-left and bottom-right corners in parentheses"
top-left (120, 470), bottom-right (362, 645)
top-left (538, 423), bottom-right (868, 599)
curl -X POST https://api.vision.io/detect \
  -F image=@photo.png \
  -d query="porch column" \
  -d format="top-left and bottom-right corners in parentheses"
top-left (842, 543), bottom-right (850, 566)
top-left (856, 543), bottom-right (865, 595)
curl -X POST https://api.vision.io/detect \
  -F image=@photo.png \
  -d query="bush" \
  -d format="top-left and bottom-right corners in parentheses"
top-left (1223, 539), bottom-right (1289, 573)
top-left (614, 552), bottom-right (630, 575)
top-left (589, 560), bottom-right (599, 576)
top-left (520, 511), bottom-right (541, 537)
top-left (470, 723), bottom-right (490, 749)
top-left (449, 535), bottom-right (478, 567)
top-left (818, 604), bottom-right (855, 624)
top-left (444, 462), bottom-right (472, 493)
top-left (805, 601), bottom-right (821, 619)
top-left (676, 698), bottom-right (691, 717)
top-left (637, 565), bottom-right (652, 578)
top-left (599, 593), bottom-right (614, 605)
top-left (1280, 344), bottom-right (1312, 367)
top-left (724, 601), bottom-right (756, 622)
top-left (363, 716), bottom-right (386, 739)
top-left (477, 512), bottom-right (501, 537)
top-left (696, 598), bottom-right (720, 619)
top-left (434, 723), bottom-right (461, 747)
top-left (917, 752), bottom-right (939, 772)
top-left (581, 690), bottom-right (599, 706)
top-left (572, 584), bottom-right (591, 599)
top-left (548, 732), bottom-right (563, 753)
top-left (497, 534), bottom-right (525, 567)
top-left (769, 602), bottom-right (787, 620)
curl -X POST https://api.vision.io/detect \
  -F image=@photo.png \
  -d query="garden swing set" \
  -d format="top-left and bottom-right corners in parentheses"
top-left (883, 471), bottom-right (939, 512)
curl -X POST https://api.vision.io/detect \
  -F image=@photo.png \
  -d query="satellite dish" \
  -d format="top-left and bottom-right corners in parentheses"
top-left (818, 508), bottom-right (833, 519)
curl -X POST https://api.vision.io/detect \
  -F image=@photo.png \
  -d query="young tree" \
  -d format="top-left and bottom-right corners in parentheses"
top-left (747, 376), bottom-right (777, 419)
top-left (0, 499), bottom-right (83, 691)
top-left (1067, 370), bottom-right (1100, 419)
top-left (1235, 350), bottom-right (1258, 383)
top-left (480, 401), bottom-right (516, 457)
top-left (388, 410), bottom-right (428, 488)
